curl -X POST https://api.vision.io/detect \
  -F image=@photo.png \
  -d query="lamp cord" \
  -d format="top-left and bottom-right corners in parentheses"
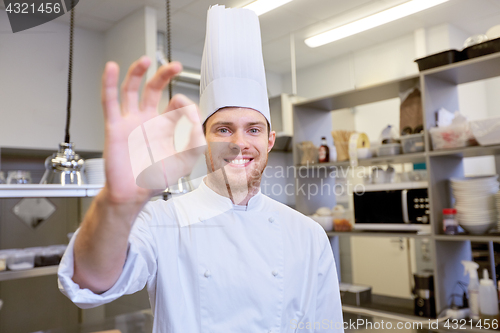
top-left (165, 0), bottom-right (172, 100)
top-left (65, 0), bottom-right (75, 144)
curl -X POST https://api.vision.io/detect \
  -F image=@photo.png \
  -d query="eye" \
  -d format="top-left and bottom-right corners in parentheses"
top-left (218, 128), bottom-right (230, 134)
top-left (249, 128), bottom-right (260, 134)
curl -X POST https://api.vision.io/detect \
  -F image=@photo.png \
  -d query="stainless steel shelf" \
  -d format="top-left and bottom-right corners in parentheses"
top-left (429, 144), bottom-right (500, 158)
top-left (326, 231), bottom-right (431, 238)
top-left (0, 146), bottom-right (102, 159)
top-left (421, 52), bottom-right (500, 85)
top-left (364, 181), bottom-right (428, 192)
top-left (0, 266), bottom-right (58, 282)
top-left (294, 75), bottom-right (419, 111)
top-left (434, 234), bottom-right (500, 242)
top-left (0, 184), bottom-right (103, 198)
top-left (296, 152), bottom-right (426, 169)
top-left (358, 152), bottom-right (427, 165)
top-left (328, 233), bottom-right (500, 241)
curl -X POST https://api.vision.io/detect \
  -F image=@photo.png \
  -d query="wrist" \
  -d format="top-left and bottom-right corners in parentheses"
top-left (97, 186), bottom-right (150, 215)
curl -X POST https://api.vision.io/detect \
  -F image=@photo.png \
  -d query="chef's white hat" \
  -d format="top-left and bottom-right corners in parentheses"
top-left (199, 5), bottom-right (270, 127)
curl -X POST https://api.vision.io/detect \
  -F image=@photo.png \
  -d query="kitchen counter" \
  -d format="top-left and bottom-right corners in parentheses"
top-left (36, 309), bottom-right (153, 333)
top-left (37, 307), bottom-right (490, 333)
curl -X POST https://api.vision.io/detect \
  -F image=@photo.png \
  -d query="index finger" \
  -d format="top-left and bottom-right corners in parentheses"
top-left (140, 61), bottom-right (183, 113)
top-left (101, 61), bottom-right (121, 123)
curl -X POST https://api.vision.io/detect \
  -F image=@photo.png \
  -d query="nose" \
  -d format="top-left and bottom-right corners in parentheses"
top-left (230, 130), bottom-right (250, 152)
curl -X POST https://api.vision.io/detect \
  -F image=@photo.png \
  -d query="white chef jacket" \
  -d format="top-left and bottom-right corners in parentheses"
top-left (58, 180), bottom-right (344, 332)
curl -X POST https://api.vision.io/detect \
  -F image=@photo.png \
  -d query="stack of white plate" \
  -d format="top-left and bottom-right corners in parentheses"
top-left (451, 176), bottom-right (499, 235)
top-left (85, 158), bottom-right (105, 185)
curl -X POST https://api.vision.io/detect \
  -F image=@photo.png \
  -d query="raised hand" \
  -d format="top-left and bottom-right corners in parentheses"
top-left (100, 56), bottom-right (204, 205)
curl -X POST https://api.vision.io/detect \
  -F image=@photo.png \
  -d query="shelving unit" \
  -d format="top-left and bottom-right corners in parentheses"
top-left (0, 184), bottom-right (103, 198)
top-left (363, 181), bottom-right (428, 192)
top-left (292, 52), bottom-right (500, 317)
top-left (327, 231), bottom-right (431, 238)
top-left (434, 234), bottom-right (500, 242)
top-left (428, 144), bottom-right (500, 158)
top-left (297, 152), bottom-right (426, 168)
top-left (0, 146), bottom-right (103, 332)
top-left (422, 53), bottom-right (500, 314)
top-left (0, 266), bottom-right (58, 282)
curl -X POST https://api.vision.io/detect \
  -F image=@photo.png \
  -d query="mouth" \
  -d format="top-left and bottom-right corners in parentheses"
top-left (224, 157), bottom-right (254, 168)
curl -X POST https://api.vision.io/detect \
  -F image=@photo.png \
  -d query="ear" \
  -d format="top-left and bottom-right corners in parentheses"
top-left (267, 131), bottom-right (276, 153)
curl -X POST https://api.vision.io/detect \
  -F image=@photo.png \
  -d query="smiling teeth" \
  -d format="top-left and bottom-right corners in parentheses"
top-left (229, 159), bottom-right (249, 165)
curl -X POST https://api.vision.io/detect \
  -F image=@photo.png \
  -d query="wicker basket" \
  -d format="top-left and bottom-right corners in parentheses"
top-left (331, 130), bottom-right (355, 162)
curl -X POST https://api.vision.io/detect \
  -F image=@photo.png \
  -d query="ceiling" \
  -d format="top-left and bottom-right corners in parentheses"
top-left (4, 0), bottom-right (500, 73)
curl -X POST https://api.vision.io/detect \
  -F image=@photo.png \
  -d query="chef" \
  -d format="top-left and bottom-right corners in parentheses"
top-left (58, 5), bottom-right (344, 333)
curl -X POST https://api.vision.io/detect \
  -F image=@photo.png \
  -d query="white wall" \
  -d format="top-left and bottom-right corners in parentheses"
top-left (282, 33), bottom-right (417, 100)
top-left (105, 7), bottom-right (158, 84)
top-left (485, 77), bottom-right (500, 118)
top-left (0, 9), bottom-right (105, 151)
top-left (354, 98), bottom-right (401, 142)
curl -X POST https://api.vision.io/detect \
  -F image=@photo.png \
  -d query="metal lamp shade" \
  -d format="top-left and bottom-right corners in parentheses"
top-left (40, 142), bottom-right (87, 185)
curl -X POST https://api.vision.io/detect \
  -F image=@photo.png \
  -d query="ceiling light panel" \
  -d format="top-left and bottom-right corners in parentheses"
top-left (305, 0), bottom-right (450, 48)
top-left (243, 0), bottom-right (294, 16)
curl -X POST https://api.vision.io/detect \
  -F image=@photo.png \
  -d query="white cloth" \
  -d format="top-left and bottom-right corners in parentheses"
top-left (199, 5), bottom-right (271, 125)
top-left (58, 181), bottom-right (344, 332)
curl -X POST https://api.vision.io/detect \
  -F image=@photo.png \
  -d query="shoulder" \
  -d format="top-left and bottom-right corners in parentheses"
top-left (262, 195), bottom-right (323, 233)
top-left (135, 199), bottom-right (176, 227)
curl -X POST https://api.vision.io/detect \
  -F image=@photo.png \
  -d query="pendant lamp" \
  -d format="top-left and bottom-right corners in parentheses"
top-left (40, 1), bottom-right (86, 185)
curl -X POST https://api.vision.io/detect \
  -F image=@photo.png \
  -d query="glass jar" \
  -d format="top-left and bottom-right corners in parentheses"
top-left (7, 171), bottom-right (31, 184)
top-left (443, 208), bottom-right (458, 235)
top-left (332, 205), bottom-right (352, 232)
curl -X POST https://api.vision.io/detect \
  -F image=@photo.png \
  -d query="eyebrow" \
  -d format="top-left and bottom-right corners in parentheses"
top-left (210, 121), bottom-right (266, 128)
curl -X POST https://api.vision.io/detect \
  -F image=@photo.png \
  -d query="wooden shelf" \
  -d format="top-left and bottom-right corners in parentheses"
top-left (429, 144), bottom-right (500, 158)
top-left (421, 52), bottom-right (500, 85)
top-left (0, 265), bottom-right (58, 282)
top-left (0, 184), bottom-right (103, 198)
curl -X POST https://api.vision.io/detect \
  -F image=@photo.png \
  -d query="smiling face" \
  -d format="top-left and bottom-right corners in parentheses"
top-left (204, 107), bottom-right (276, 198)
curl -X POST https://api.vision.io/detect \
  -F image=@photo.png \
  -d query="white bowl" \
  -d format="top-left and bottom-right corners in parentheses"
top-left (357, 148), bottom-right (372, 159)
top-left (457, 212), bottom-right (497, 221)
top-left (457, 211), bottom-right (497, 219)
top-left (460, 217), bottom-right (497, 224)
top-left (454, 195), bottom-right (496, 202)
top-left (456, 206), bottom-right (496, 213)
top-left (452, 185), bottom-right (499, 192)
top-left (310, 215), bottom-right (333, 231)
top-left (460, 222), bottom-right (495, 235)
top-left (451, 175), bottom-right (498, 183)
top-left (452, 184), bottom-right (499, 191)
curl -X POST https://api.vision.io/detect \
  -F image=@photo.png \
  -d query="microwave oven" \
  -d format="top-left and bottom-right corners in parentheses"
top-left (353, 184), bottom-right (431, 233)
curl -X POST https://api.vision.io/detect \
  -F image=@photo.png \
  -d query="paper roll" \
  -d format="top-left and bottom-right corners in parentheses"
top-left (348, 133), bottom-right (370, 167)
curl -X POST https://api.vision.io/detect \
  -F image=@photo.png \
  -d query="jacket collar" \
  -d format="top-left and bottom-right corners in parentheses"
top-left (171, 177), bottom-right (265, 227)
